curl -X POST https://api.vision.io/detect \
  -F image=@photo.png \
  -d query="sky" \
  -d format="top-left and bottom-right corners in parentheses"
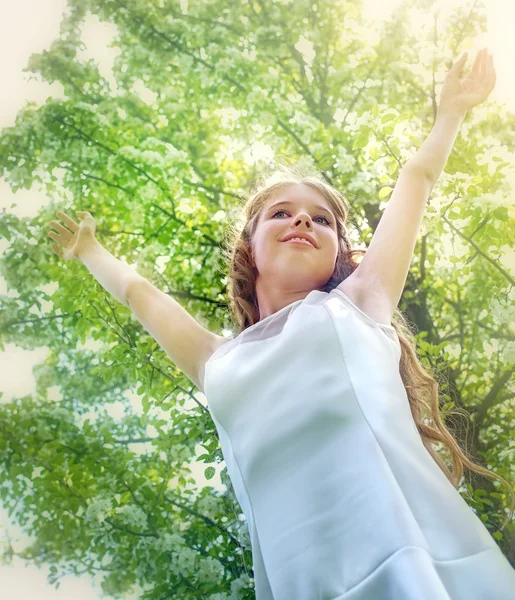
top-left (0, 0), bottom-right (514, 597)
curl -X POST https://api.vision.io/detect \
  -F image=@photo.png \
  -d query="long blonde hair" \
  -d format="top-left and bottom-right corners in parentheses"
top-left (220, 159), bottom-right (514, 531)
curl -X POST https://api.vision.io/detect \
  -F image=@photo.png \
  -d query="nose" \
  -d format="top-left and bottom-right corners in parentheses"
top-left (293, 214), bottom-right (313, 228)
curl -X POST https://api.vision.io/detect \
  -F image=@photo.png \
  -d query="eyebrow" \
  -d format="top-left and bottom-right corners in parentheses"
top-left (267, 200), bottom-right (333, 216)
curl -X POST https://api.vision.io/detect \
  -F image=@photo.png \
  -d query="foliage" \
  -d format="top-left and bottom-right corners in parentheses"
top-left (1, 0), bottom-right (514, 597)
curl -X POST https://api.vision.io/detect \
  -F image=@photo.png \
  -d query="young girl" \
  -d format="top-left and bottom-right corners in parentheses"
top-left (48, 49), bottom-right (515, 599)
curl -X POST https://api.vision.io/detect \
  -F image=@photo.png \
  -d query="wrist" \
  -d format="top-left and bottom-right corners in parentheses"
top-left (436, 107), bottom-right (467, 122)
top-left (77, 232), bottom-right (100, 261)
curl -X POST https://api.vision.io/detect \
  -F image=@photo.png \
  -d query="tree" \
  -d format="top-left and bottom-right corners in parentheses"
top-left (1, 0), bottom-right (514, 597)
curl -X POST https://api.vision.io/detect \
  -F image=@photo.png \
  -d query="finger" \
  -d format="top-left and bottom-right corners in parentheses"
top-left (456, 51), bottom-right (467, 69)
top-left (77, 211), bottom-right (93, 220)
top-left (449, 52), bottom-right (467, 77)
top-left (484, 52), bottom-right (494, 82)
top-left (478, 49), bottom-right (485, 79)
top-left (49, 220), bottom-right (73, 237)
top-left (56, 210), bottom-right (79, 232)
top-left (470, 49), bottom-right (483, 78)
top-left (51, 243), bottom-right (63, 258)
top-left (486, 59), bottom-right (496, 92)
top-left (480, 48), bottom-right (489, 79)
top-left (48, 230), bottom-right (70, 245)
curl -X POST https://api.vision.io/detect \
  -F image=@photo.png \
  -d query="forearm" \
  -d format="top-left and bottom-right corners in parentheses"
top-left (405, 110), bottom-right (466, 186)
top-left (78, 236), bottom-right (143, 306)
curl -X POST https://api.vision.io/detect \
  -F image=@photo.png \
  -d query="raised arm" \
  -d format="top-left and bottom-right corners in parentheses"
top-left (48, 211), bottom-right (223, 393)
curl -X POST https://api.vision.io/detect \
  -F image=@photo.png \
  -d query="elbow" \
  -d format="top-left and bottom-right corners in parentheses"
top-left (403, 162), bottom-right (435, 185)
top-left (123, 276), bottom-right (150, 309)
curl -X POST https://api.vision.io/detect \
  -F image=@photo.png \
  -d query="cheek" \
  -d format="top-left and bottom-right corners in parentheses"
top-left (257, 223), bottom-right (280, 244)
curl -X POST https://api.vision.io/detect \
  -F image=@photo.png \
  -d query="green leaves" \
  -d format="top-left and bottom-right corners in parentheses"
top-left (141, 394), bottom-right (151, 414)
top-left (204, 467), bottom-right (216, 480)
top-left (381, 113), bottom-right (396, 124)
top-left (352, 130), bottom-right (369, 151)
top-left (379, 186), bottom-right (393, 200)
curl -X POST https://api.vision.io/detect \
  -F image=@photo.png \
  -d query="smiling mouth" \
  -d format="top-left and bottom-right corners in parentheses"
top-left (282, 238), bottom-right (315, 247)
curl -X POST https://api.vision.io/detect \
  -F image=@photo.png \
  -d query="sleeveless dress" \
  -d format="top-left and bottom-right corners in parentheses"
top-left (202, 287), bottom-right (515, 599)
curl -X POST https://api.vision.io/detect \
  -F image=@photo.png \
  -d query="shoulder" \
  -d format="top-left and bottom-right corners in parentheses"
top-left (197, 334), bottom-right (231, 393)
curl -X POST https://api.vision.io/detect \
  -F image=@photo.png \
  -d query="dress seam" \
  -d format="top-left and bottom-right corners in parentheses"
top-left (208, 414), bottom-right (273, 593)
top-left (333, 545), bottom-right (498, 599)
top-left (321, 301), bottom-right (432, 554)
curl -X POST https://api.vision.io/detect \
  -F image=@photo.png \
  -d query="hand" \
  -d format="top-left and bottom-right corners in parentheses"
top-left (438, 48), bottom-right (496, 116)
top-left (48, 210), bottom-right (97, 260)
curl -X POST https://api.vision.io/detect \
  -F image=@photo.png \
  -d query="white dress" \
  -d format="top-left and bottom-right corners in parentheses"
top-left (202, 288), bottom-right (515, 599)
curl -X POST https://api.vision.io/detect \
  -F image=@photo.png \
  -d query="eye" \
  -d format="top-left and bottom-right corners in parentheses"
top-left (271, 210), bottom-right (332, 225)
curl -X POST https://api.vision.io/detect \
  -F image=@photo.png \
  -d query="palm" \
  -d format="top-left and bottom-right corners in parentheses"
top-left (48, 211), bottom-right (96, 260)
top-left (439, 48), bottom-right (496, 115)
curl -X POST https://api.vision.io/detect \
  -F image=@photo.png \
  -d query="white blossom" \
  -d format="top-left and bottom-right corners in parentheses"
top-left (85, 498), bottom-right (112, 525)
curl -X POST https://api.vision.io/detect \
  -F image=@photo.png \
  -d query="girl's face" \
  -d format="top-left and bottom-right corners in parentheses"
top-left (252, 183), bottom-right (339, 317)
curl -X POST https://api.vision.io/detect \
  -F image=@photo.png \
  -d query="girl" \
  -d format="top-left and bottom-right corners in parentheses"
top-left (48, 49), bottom-right (515, 599)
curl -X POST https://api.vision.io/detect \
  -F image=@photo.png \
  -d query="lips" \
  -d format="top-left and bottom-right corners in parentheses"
top-left (284, 238), bottom-right (314, 247)
top-left (280, 233), bottom-right (317, 248)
